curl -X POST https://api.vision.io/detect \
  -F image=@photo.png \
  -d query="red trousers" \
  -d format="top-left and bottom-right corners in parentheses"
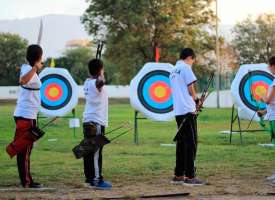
top-left (10, 117), bottom-right (36, 187)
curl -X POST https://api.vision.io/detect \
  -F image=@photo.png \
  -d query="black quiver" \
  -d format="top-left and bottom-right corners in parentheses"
top-left (72, 135), bottom-right (110, 159)
top-left (72, 122), bottom-right (110, 159)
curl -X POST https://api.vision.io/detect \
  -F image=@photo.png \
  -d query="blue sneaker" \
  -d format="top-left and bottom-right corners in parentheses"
top-left (93, 181), bottom-right (112, 190)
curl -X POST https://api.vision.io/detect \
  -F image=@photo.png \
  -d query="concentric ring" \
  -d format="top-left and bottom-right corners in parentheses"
top-left (137, 70), bottom-right (173, 113)
top-left (239, 70), bottom-right (274, 111)
top-left (40, 74), bottom-right (72, 110)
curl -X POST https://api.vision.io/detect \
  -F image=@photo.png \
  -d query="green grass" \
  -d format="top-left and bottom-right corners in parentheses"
top-left (0, 103), bottom-right (274, 188)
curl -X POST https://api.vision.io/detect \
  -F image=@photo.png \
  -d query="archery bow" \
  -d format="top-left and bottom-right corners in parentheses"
top-left (96, 42), bottom-right (104, 59)
top-left (196, 72), bottom-right (215, 112)
top-left (174, 72), bottom-right (214, 140)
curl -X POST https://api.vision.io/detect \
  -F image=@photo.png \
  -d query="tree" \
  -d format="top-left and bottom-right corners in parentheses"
top-left (45, 47), bottom-right (93, 85)
top-left (219, 41), bottom-right (238, 73)
top-left (82, 0), bottom-right (216, 84)
top-left (232, 13), bottom-right (275, 65)
top-left (0, 33), bottom-right (28, 85)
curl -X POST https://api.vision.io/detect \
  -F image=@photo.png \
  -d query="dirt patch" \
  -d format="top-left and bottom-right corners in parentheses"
top-left (0, 177), bottom-right (274, 200)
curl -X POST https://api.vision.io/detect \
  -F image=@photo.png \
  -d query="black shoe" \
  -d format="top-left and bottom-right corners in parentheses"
top-left (170, 176), bottom-right (186, 184)
top-left (25, 182), bottom-right (44, 188)
top-left (183, 178), bottom-right (206, 186)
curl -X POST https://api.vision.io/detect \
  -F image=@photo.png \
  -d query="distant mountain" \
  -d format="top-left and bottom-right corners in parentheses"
top-left (0, 14), bottom-right (234, 58)
top-left (0, 14), bottom-right (92, 58)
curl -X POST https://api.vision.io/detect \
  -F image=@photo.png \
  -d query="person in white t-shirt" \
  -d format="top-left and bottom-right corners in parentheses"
top-left (170, 48), bottom-right (205, 186)
top-left (82, 58), bottom-right (112, 190)
top-left (12, 44), bottom-right (44, 188)
top-left (260, 56), bottom-right (275, 185)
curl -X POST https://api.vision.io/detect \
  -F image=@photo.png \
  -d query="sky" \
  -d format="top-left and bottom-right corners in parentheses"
top-left (0, 0), bottom-right (274, 25)
top-left (0, 0), bottom-right (88, 20)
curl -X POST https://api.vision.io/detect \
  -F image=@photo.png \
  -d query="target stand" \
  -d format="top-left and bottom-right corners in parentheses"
top-left (224, 64), bottom-right (274, 144)
top-left (221, 104), bottom-right (265, 144)
top-left (134, 110), bottom-right (146, 144)
top-left (130, 62), bottom-right (174, 144)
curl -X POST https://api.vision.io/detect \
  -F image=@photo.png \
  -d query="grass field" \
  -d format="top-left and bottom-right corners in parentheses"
top-left (0, 102), bottom-right (274, 199)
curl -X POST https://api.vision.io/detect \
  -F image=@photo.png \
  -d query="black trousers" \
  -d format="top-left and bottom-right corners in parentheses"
top-left (174, 113), bottom-right (197, 178)
top-left (83, 122), bottom-right (105, 183)
top-left (14, 117), bottom-right (36, 187)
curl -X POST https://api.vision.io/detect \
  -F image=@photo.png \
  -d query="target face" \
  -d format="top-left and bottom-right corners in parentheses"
top-left (39, 67), bottom-right (78, 117)
top-left (231, 63), bottom-right (274, 121)
top-left (130, 62), bottom-right (174, 121)
top-left (138, 70), bottom-right (173, 113)
top-left (41, 74), bottom-right (72, 110)
top-left (239, 70), bottom-right (273, 111)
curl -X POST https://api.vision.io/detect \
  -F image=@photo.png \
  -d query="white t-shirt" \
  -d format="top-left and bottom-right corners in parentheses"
top-left (170, 60), bottom-right (197, 116)
top-left (83, 78), bottom-right (108, 127)
top-left (14, 64), bottom-right (42, 119)
top-left (265, 78), bottom-right (275, 121)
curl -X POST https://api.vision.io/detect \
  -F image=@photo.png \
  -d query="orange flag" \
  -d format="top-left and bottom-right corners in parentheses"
top-left (155, 47), bottom-right (160, 63)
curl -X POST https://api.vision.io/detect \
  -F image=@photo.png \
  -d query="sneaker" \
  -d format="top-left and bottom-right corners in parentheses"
top-left (183, 178), bottom-right (206, 186)
top-left (93, 181), bottom-right (112, 190)
top-left (24, 182), bottom-right (44, 188)
top-left (266, 173), bottom-right (275, 181)
top-left (170, 176), bottom-right (186, 184)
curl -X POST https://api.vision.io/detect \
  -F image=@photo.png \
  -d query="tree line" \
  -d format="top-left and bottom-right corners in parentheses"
top-left (0, 0), bottom-right (274, 86)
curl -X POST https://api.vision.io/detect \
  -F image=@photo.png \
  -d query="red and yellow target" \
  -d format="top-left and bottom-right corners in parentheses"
top-left (239, 70), bottom-right (274, 111)
top-left (130, 62), bottom-right (174, 121)
top-left (45, 83), bottom-right (63, 101)
top-left (149, 81), bottom-right (171, 102)
top-left (251, 81), bottom-right (269, 101)
top-left (39, 67), bottom-right (78, 117)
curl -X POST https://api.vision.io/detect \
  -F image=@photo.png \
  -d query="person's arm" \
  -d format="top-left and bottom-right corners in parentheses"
top-left (95, 76), bottom-right (105, 92)
top-left (262, 86), bottom-right (275, 104)
top-left (188, 82), bottom-right (203, 111)
top-left (19, 66), bottom-right (38, 85)
top-left (95, 69), bottom-right (105, 92)
top-left (19, 61), bottom-right (43, 85)
top-left (188, 83), bottom-right (197, 101)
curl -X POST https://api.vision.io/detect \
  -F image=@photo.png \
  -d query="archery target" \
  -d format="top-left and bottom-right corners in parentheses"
top-left (138, 70), bottom-right (173, 113)
top-left (231, 63), bottom-right (274, 121)
top-left (39, 67), bottom-right (78, 117)
top-left (130, 62), bottom-right (174, 121)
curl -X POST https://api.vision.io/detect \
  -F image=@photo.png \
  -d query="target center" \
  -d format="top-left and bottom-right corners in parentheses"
top-left (49, 87), bottom-right (60, 98)
top-left (254, 86), bottom-right (267, 97)
top-left (154, 86), bottom-right (167, 98)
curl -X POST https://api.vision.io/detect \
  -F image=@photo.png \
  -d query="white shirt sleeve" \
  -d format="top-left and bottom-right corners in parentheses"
top-left (181, 67), bottom-right (197, 86)
top-left (20, 64), bottom-right (41, 87)
top-left (20, 65), bottom-right (32, 78)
